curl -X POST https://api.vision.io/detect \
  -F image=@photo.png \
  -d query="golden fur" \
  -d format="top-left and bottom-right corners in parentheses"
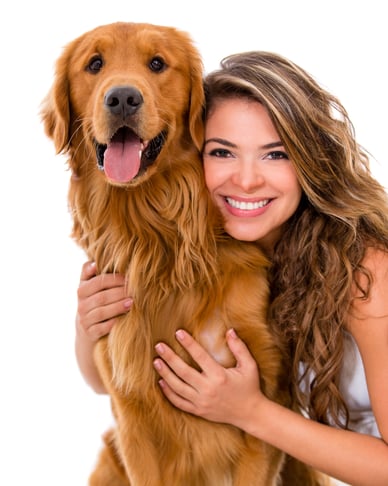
top-left (42, 22), bottom-right (329, 485)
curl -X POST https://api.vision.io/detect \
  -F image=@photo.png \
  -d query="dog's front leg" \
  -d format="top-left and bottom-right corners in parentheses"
top-left (89, 428), bottom-right (131, 486)
top-left (232, 436), bottom-right (284, 486)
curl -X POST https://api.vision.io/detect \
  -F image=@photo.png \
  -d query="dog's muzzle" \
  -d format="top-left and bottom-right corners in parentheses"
top-left (94, 85), bottom-right (166, 183)
top-left (95, 129), bottom-right (166, 183)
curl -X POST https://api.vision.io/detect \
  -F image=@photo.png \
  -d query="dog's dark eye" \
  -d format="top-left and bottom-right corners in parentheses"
top-left (86, 56), bottom-right (104, 74)
top-left (149, 56), bottom-right (166, 73)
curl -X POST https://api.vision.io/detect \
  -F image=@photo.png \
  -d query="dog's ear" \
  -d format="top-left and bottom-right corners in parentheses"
top-left (41, 45), bottom-right (73, 154)
top-left (187, 48), bottom-right (205, 152)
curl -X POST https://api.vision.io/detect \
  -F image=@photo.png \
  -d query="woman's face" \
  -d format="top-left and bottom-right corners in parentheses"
top-left (203, 98), bottom-right (302, 251)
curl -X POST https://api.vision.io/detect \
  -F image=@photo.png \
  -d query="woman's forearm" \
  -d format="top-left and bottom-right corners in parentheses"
top-left (244, 397), bottom-right (388, 486)
top-left (75, 329), bottom-right (107, 394)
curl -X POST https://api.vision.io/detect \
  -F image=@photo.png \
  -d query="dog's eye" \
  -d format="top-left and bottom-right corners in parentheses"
top-left (149, 56), bottom-right (166, 73)
top-left (86, 56), bottom-right (104, 74)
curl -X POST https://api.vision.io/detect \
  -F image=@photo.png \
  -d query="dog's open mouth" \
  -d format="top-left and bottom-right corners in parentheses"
top-left (95, 127), bottom-right (166, 183)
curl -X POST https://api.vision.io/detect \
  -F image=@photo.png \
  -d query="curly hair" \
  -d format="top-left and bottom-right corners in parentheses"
top-left (204, 51), bottom-right (388, 428)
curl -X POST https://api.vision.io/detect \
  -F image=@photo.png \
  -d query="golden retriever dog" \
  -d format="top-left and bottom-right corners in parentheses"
top-left (42, 22), bottom-right (329, 486)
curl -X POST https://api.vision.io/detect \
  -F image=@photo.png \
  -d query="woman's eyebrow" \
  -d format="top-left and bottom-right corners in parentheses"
top-left (203, 138), bottom-right (237, 148)
top-left (204, 138), bottom-right (284, 150)
top-left (261, 141), bottom-right (284, 149)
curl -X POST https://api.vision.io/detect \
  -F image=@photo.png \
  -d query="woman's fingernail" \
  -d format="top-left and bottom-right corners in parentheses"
top-left (158, 379), bottom-right (166, 389)
top-left (124, 298), bottom-right (133, 309)
top-left (155, 343), bottom-right (165, 354)
top-left (175, 329), bottom-right (185, 341)
top-left (227, 328), bottom-right (237, 339)
top-left (153, 359), bottom-right (162, 370)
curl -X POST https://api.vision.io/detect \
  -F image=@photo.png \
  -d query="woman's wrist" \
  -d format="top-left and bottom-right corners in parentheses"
top-left (231, 392), bottom-right (270, 436)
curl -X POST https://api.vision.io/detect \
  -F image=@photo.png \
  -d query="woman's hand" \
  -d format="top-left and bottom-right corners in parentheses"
top-left (153, 328), bottom-right (264, 429)
top-left (75, 261), bottom-right (132, 393)
top-left (76, 261), bottom-right (132, 341)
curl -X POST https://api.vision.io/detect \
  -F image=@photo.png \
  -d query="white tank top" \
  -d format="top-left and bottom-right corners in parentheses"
top-left (339, 332), bottom-right (379, 437)
top-left (299, 332), bottom-right (379, 437)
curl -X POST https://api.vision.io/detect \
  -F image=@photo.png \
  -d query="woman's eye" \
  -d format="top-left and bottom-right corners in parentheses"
top-left (267, 151), bottom-right (289, 160)
top-left (208, 148), bottom-right (232, 158)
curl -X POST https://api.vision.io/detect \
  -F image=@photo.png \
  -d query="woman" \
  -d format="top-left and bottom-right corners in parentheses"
top-left (75, 52), bottom-right (388, 485)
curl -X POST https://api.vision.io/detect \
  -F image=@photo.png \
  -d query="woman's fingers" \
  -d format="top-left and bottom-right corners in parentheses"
top-left (173, 329), bottom-right (225, 375)
top-left (88, 286), bottom-right (132, 315)
top-left (153, 331), bottom-right (230, 408)
top-left (78, 283), bottom-right (131, 325)
top-left (154, 342), bottom-right (203, 389)
top-left (153, 329), bottom-right (263, 423)
top-left (80, 260), bottom-right (97, 281)
top-left (153, 343), bottom-right (201, 412)
top-left (157, 379), bottom-right (197, 414)
top-left (78, 269), bottom-right (127, 300)
top-left (225, 328), bottom-right (258, 372)
top-left (76, 261), bottom-right (132, 340)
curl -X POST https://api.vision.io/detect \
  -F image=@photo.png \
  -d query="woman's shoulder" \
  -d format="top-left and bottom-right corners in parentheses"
top-left (347, 245), bottom-right (388, 390)
top-left (350, 246), bottom-right (388, 314)
top-left (361, 246), bottom-right (387, 308)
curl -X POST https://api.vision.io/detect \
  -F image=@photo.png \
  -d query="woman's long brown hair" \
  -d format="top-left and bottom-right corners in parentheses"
top-left (204, 51), bottom-right (388, 427)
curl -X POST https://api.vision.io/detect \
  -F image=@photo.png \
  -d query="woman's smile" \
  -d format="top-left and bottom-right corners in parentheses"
top-left (203, 98), bottom-right (302, 250)
top-left (223, 196), bottom-right (272, 216)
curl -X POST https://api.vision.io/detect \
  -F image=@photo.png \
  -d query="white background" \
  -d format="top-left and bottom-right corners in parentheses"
top-left (1, 1), bottom-right (386, 484)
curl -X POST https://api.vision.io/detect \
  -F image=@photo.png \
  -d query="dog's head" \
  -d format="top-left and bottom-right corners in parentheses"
top-left (41, 22), bottom-right (204, 186)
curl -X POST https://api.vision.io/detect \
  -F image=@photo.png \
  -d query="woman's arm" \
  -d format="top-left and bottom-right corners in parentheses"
top-left (75, 261), bottom-right (131, 393)
top-left (348, 248), bottom-right (388, 443)
top-left (154, 328), bottom-right (388, 486)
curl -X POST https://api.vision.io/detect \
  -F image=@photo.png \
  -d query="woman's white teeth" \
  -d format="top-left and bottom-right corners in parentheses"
top-left (226, 197), bottom-right (269, 210)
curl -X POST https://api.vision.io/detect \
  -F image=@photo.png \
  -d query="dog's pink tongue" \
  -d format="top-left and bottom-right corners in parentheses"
top-left (104, 131), bottom-right (141, 183)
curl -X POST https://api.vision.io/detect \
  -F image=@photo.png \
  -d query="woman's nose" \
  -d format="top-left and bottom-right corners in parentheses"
top-left (231, 160), bottom-right (265, 191)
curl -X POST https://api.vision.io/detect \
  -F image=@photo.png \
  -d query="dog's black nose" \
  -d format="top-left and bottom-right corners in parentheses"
top-left (104, 86), bottom-right (143, 118)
